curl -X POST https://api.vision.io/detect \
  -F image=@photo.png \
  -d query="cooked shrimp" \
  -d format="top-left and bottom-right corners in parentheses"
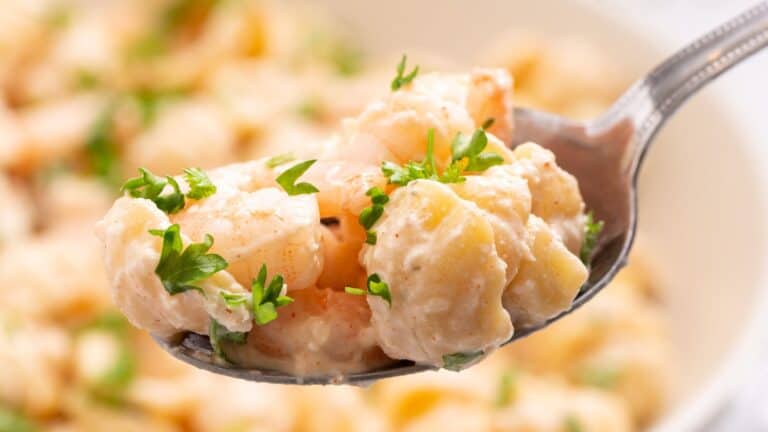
top-left (222, 286), bottom-right (394, 376)
top-left (96, 197), bottom-right (252, 338)
top-left (316, 215), bottom-right (368, 292)
top-left (330, 69), bottom-right (515, 168)
top-left (172, 186), bottom-right (323, 292)
top-left (125, 99), bottom-right (237, 176)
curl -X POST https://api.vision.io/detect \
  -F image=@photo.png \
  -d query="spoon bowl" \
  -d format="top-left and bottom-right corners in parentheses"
top-left (154, 2), bottom-right (768, 384)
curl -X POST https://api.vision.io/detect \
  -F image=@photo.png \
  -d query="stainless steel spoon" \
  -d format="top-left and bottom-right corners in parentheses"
top-left (155, 2), bottom-right (768, 385)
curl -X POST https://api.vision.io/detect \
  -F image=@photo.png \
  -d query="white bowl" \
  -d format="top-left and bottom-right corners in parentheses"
top-left (309, 0), bottom-right (768, 430)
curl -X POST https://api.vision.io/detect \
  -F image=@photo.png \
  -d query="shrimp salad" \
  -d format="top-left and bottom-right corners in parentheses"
top-left (0, 0), bottom-right (668, 431)
top-left (97, 63), bottom-right (595, 375)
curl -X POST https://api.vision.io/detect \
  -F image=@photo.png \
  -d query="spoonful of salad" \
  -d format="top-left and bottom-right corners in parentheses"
top-left (96, 2), bottom-right (768, 385)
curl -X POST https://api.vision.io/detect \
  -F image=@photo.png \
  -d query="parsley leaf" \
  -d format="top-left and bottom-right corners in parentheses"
top-left (564, 416), bottom-right (584, 432)
top-left (391, 55), bottom-right (419, 91)
top-left (442, 350), bottom-right (484, 371)
top-left (580, 211), bottom-right (605, 264)
top-left (265, 153), bottom-right (296, 169)
top-left (122, 168), bottom-right (185, 214)
top-left (150, 224), bottom-right (228, 296)
top-left (132, 87), bottom-right (188, 126)
top-left (250, 264), bottom-right (294, 325)
top-left (220, 292), bottom-right (249, 307)
top-left (358, 187), bottom-right (389, 245)
top-left (345, 273), bottom-right (392, 306)
top-left (495, 370), bottom-right (518, 408)
top-left (381, 128), bottom-right (441, 186)
top-left (296, 98), bottom-right (325, 121)
top-left (209, 318), bottom-right (247, 363)
top-left (276, 160), bottom-right (319, 195)
top-left (79, 312), bottom-right (136, 406)
top-left (0, 407), bottom-right (37, 432)
top-left (183, 167), bottom-right (216, 200)
top-left (578, 365), bottom-right (620, 389)
top-left (450, 118), bottom-right (504, 173)
top-left (365, 230), bottom-right (377, 245)
top-left (85, 105), bottom-right (121, 187)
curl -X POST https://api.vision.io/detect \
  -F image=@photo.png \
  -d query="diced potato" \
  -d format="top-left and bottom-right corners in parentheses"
top-left (503, 215), bottom-right (587, 326)
top-left (361, 180), bottom-right (513, 366)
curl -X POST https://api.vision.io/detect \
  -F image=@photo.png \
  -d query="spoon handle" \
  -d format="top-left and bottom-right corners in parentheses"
top-left (597, 1), bottom-right (768, 169)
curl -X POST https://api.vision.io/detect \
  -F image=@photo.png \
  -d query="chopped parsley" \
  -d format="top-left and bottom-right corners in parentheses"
top-left (578, 365), bottom-right (621, 389)
top-left (250, 264), bottom-right (294, 325)
top-left (391, 55), bottom-right (419, 91)
top-left (450, 118), bottom-right (504, 172)
top-left (219, 264), bottom-right (294, 326)
top-left (132, 88), bottom-right (188, 126)
top-left (0, 407), bottom-right (37, 432)
top-left (122, 168), bottom-right (186, 214)
top-left (442, 350), bottom-right (484, 371)
top-left (495, 370), bottom-right (518, 408)
top-left (275, 160), bottom-right (319, 196)
top-left (149, 224), bottom-right (228, 296)
top-left (85, 105), bottom-right (121, 187)
top-left (79, 312), bottom-right (136, 406)
top-left (123, 167), bottom-right (216, 213)
top-left (296, 98), bottom-right (325, 121)
top-left (381, 128), bottom-right (442, 186)
top-left (358, 187), bottom-right (389, 245)
top-left (130, 0), bottom-right (220, 59)
top-left (580, 211), bottom-right (605, 264)
top-left (365, 230), bottom-right (377, 245)
top-left (345, 273), bottom-right (392, 306)
top-left (265, 153), bottom-right (296, 169)
top-left (209, 318), bottom-right (247, 363)
top-left (183, 167), bottom-right (217, 199)
top-left (74, 69), bottom-right (101, 90)
top-left (330, 42), bottom-right (364, 77)
top-left (381, 123), bottom-right (503, 188)
top-left (563, 416), bottom-right (584, 432)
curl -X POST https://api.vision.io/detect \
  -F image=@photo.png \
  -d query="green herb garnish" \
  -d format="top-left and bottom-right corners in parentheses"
top-left (209, 318), bottom-right (247, 363)
top-left (249, 264), bottom-right (294, 325)
top-left (296, 98), bottom-right (324, 121)
top-left (149, 224), bottom-right (228, 296)
top-left (345, 273), bottom-right (391, 306)
top-left (132, 88), bottom-right (188, 126)
top-left (564, 416), bottom-right (584, 432)
top-left (265, 153), bottom-right (296, 169)
top-left (79, 312), bottom-right (136, 406)
top-left (85, 105), bottom-right (121, 187)
top-left (74, 69), bottom-right (101, 90)
top-left (391, 54), bottom-right (419, 91)
top-left (442, 350), bottom-right (484, 371)
top-left (183, 167), bottom-right (216, 200)
top-left (130, 0), bottom-right (220, 59)
top-left (580, 211), bottom-right (605, 264)
top-left (358, 187), bottom-right (389, 245)
top-left (275, 160), bottom-right (319, 196)
top-left (495, 370), bottom-right (518, 408)
top-left (450, 118), bottom-right (504, 172)
top-left (0, 407), bottom-right (37, 432)
top-left (365, 230), bottom-right (377, 245)
top-left (578, 365), bottom-right (620, 389)
top-left (381, 128), bottom-right (441, 185)
top-left (122, 168), bottom-right (186, 214)
top-left (381, 123), bottom-right (503, 188)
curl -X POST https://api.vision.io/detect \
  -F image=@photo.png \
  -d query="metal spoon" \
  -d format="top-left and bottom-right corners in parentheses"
top-left (155, 2), bottom-right (768, 385)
